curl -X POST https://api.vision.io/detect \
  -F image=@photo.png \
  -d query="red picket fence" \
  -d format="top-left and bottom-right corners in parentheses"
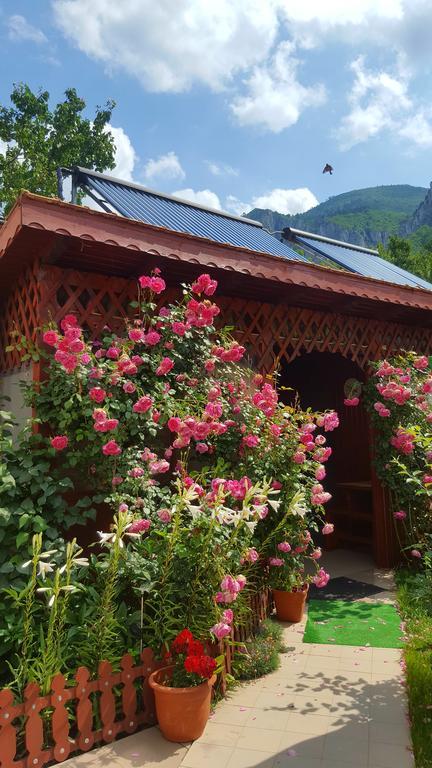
top-left (0, 650), bottom-right (157, 768)
top-left (0, 590), bottom-right (272, 767)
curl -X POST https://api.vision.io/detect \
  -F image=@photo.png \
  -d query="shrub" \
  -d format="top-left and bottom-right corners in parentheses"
top-left (232, 619), bottom-right (286, 680)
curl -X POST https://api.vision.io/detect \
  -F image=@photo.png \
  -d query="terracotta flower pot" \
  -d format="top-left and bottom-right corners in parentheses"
top-left (149, 665), bottom-right (216, 742)
top-left (273, 586), bottom-right (308, 623)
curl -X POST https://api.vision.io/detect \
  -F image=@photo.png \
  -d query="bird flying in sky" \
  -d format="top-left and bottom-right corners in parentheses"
top-left (323, 163), bottom-right (334, 175)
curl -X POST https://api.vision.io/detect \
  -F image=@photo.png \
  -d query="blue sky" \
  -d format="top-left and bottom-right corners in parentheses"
top-left (1, 0), bottom-right (432, 216)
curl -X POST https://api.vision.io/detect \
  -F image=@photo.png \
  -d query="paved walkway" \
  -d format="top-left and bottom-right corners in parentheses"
top-left (63, 550), bottom-right (413, 768)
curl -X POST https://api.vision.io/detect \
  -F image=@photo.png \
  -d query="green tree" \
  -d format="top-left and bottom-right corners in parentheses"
top-left (0, 84), bottom-right (116, 214)
top-left (378, 235), bottom-right (432, 283)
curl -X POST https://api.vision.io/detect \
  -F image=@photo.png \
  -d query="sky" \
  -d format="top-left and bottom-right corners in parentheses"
top-left (1, 0), bottom-right (432, 217)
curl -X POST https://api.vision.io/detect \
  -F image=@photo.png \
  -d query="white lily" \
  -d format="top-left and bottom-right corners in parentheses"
top-left (97, 531), bottom-right (115, 545)
top-left (39, 549), bottom-right (58, 559)
top-left (38, 561), bottom-right (55, 580)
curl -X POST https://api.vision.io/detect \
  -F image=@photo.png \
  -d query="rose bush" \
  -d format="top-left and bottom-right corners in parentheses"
top-left (357, 353), bottom-right (432, 560)
top-left (1, 271), bottom-right (337, 690)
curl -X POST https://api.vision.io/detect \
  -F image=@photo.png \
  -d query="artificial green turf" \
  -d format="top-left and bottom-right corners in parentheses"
top-left (303, 599), bottom-right (404, 648)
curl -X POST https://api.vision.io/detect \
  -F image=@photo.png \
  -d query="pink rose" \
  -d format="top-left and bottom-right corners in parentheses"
top-left (43, 330), bottom-right (59, 347)
top-left (192, 273), bottom-right (218, 296)
top-left (243, 434), bottom-right (259, 448)
top-left (222, 609), bottom-right (234, 624)
top-left (171, 321), bottom-right (187, 336)
top-left (313, 568), bottom-right (330, 588)
top-left (128, 328), bottom-right (145, 342)
top-left (277, 542), bottom-right (291, 553)
top-left (51, 435), bottom-right (68, 451)
top-left (133, 396), bottom-right (153, 413)
top-left (138, 275), bottom-right (166, 294)
top-left (394, 510), bottom-right (407, 520)
top-left (210, 622), bottom-right (231, 640)
top-left (156, 357), bottom-right (174, 376)
top-left (144, 330), bottom-right (161, 346)
top-left (129, 518), bottom-right (151, 534)
top-left (344, 397), bottom-right (359, 407)
top-left (322, 523), bottom-right (334, 535)
top-left (269, 557), bottom-right (284, 566)
top-left (89, 387), bottom-right (106, 403)
top-left (157, 508), bottom-right (172, 523)
top-left (102, 440), bottom-right (122, 456)
top-left (411, 549), bottom-right (422, 558)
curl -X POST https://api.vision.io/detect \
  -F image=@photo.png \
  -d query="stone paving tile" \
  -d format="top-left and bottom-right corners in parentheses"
top-left (60, 728), bottom-right (188, 768)
top-left (182, 742), bottom-right (234, 768)
top-left (369, 741), bottom-right (414, 768)
top-left (226, 747), bottom-right (275, 768)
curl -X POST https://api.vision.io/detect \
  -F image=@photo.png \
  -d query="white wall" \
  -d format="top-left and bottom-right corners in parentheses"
top-left (0, 366), bottom-right (33, 431)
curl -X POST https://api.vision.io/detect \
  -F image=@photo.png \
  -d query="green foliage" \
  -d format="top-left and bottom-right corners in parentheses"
top-left (0, 404), bottom-right (98, 660)
top-left (232, 619), bottom-right (285, 680)
top-left (396, 570), bottom-right (432, 768)
top-left (378, 235), bottom-right (432, 283)
top-left (0, 83), bottom-right (116, 214)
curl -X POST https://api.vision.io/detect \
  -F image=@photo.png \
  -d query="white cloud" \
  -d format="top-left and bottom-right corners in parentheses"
top-left (225, 195), bottom-right (250, 217)
top-left (144, 152), bottom-right (185, 182)
top-left (226, 188), bottom-right (318, 216)
top-left (231, 41), bottom-right (326, 132)
top-left (207, 161), bottom-right (238, 177)
top-left (251, 188), bottom-right (318, 214)
top-left (7, 15), bottom-right (47, 44)
top-left (0, 139), bottom-right (8, 156)
top-left (172, 188), bottom-right (222, 210)
top-left (106, 125), bottom-right (137, 181)
top-left (53, 0), bottom-right (279, 93)
top-left (336, 56), bottom-right (412, 149)
top-left (399, 112), bottom-right (432, 147)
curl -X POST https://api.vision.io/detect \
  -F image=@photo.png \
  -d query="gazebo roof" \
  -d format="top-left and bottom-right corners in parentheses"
top-left (1, 191), bottom-right (432, 327)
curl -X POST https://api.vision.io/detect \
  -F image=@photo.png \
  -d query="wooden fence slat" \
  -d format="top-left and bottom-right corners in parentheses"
top-left (75, 667), bottom-right (94, 752)
top-left (0, 689), bottom-right (20, 768)
top-left (24, 682), bottom-right (45, 768)
top-left (51, 675), bottom-right (71, 763)
top-left (98, 662), bottom-right (116, 743)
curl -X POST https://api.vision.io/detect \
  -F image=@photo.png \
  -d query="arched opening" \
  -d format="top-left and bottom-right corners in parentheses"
top-left (279, 351), bottom-right (374, 556)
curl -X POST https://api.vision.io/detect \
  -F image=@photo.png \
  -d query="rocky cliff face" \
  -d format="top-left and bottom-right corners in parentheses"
top-left (401, 182), bottom-right (432, 235)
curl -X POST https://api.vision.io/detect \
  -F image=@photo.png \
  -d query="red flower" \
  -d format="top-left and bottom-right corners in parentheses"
top-left (89, 387), bottom-right (106, 403)
top-left (184, 654), bottom-right (216, 679)
top-left (171, 629), bottom-right (194, 655)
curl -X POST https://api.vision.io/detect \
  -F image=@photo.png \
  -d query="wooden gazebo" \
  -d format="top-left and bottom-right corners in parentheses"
top-left (1, 190), bottom-right (432, 567)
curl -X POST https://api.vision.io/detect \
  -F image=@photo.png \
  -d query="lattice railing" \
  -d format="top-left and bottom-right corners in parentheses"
top-left (1, 263), bottom-right (431, 374)
top-left (0, 651), bottom-right (156, 768)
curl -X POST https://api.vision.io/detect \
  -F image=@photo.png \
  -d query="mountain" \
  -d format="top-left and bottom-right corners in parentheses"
top-left (247, 184), bottom-right (428, 248)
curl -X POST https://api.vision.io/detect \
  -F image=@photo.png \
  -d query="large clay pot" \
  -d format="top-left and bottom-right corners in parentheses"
top-left (273, 586), bottom-right (308, 623)
top-left (149, 665), bottom-right (216, 742)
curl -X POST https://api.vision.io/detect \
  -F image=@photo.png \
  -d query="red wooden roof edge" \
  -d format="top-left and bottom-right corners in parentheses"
top-left (1, 191), bottom-right (432, 313)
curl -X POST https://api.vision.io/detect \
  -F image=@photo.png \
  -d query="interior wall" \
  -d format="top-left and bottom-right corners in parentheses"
top-left (279, 351), bottom-right (373, 554)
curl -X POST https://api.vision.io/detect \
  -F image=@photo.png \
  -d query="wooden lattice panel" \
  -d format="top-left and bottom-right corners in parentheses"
top-left (216, 296), bottom-right (432, 372)
top-left (0, 261), bottom-right (42, 373)
top-left (2, 263), bottom-right (431, 374)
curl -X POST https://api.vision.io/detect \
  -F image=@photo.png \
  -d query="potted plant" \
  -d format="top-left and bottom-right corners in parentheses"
top-left (149, 629), bottom-right (218, 742)
top-left (268, 534), bottom-right (329, 622)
